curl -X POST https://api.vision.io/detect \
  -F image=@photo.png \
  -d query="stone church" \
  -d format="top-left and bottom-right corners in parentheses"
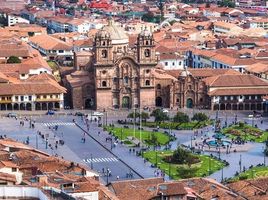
top-left (65, 20), bottom-right (158, 109)
top-left (64, 20), bottom-right (268, 111)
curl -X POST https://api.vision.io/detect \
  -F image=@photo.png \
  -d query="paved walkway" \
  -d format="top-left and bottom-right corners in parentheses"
top-left (76, 119), bottom-right (169, 180)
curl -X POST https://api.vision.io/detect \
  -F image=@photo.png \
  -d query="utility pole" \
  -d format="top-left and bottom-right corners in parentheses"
top-left (90, 154), bottom-right (93, 170)
top-left (239, 154), bottom-right (242, 173)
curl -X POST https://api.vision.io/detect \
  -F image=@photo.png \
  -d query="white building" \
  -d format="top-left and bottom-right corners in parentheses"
top-left (7, 14), bottom-right (29, 26)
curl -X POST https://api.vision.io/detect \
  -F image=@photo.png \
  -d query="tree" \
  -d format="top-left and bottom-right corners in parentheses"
top-left (173, 112), bottom-right (189, 123)
top-left (192, 113), bottom-right (209, 122)
top-left (177, 166), bottom-right (199, 179)
top-left (140, 112), bottom-right (149, 124)
top-left (150, 109), bottom-right (169, 123)
top-left (127, 112), bottom-right (140, 123)
top-left (7, 56), bottom-right (21, 64)
top-left (167, 147), bottom-right (200, 165)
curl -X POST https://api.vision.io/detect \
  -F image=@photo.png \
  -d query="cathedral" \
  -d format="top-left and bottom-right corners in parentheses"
top-left (65, 20), bottom-right (158, 110)
top-left (64, 20), bottom-right (268, 112)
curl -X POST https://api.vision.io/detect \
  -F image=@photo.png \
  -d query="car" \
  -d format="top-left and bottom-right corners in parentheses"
top-left (75, 112), bottom-right (84, 116)
top-left (6, 113), bottom-right (17, 118)
top-left (46, 110), bottom-right (55, 115)
top-left (93, 111), bottom-right (104, 116)
top-left (162, 109), bottom-right (169, 113)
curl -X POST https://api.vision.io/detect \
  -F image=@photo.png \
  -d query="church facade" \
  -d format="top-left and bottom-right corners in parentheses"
top-left (64, 21), bottom-right (268, 111)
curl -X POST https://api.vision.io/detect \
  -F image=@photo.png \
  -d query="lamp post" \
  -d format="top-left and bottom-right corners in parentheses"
top-left (90, 153), bottom-right (93, 170)
top-left (155, 151), bottom-right (158, 168)
top-left (221, 167), bottom-right (224, 183)
top-left (239, 154), bottom-right (242, 173)
top-left (133, 108), bottom-right (136, 138)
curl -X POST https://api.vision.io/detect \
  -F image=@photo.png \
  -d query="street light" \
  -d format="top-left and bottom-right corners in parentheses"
top-left (90, 154), bottom-right (93, 170)
top-left (239, 154), bottom-right (242, 173)
top-left (155, 151), bottom-right (158, 168)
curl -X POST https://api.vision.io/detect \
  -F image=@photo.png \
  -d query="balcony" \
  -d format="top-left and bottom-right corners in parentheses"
top-left (36, 98), bottom-right (60, 102)
top-left (0, 100), bottom-right (12, 103)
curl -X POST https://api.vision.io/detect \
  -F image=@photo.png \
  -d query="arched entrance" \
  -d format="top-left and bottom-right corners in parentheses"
top-left (226, 103), bottom-right (231, 110)
top-left (0, 104), bottom-right (6, 110)
top-left (122, 96), bottom-right (130, 109)
top-left (213, 104), bottom-right (219, 111)
top-left (186, 98), bottom-right (193, 108)
top-left (85, 98), bottom-right (94, 109)
top-left (13, 103), bottom-right (19, 110)
top-left (35, 102), bottom-right (41, 110)
top-left (7, 104), bottom-right (12, 110)
top-left (155, 97), bottom-right (162, 107)
top-left (220, 103), bottom-right (225, 110)
top-left (41, 103), bottom-right (47, 110)
top-left (54, 102), bottom-right (60, 109)
top-left (26, 103), bottom-right (32, 111)
top-left (48, 102), bottom-right (53, 110)
top-left (19, 103), bottom-right (25, 110)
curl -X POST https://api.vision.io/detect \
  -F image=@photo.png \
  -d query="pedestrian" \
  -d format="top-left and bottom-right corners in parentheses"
top-left (116, 176), bottom-right (119, 180)
top-left (98, 131), bottom-right (100, 136)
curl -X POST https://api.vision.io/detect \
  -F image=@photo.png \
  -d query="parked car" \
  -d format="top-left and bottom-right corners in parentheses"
top-left (46, 110), bottom-right (55, 115)
top-left (162, 109), bottom-right (169, 113)
top-left (6, 113), bottom-right (17, 118)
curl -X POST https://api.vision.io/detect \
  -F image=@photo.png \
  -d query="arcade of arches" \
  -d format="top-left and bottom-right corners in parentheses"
top-left (0, 102), bottom-right (60, 111)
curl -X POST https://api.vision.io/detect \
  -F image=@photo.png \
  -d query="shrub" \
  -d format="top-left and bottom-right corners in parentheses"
top-left (173, 112), bottom-right (189, 123)
top-left (192, 113), bottom-right (209, 122)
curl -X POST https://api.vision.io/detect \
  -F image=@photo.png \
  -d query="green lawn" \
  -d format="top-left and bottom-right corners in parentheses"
top-left (222, 124), bottom-right (268, 143)
top-left (105, 126), bottom-right (170, 145)
top-left (143, 151), bottom-right (225, 180)
top-left (228, 166), bottom-right (268, 182)
top-left (142, 120), bottom-right (212, 130)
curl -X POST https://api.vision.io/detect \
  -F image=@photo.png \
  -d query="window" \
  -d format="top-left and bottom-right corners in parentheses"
top-left (176, 98), bottom-right (180, 103)
top-left (200, 98), bottom-right (203, 102)
top-left (50, 95), bottom-right (53, 98)
top-left (144, 49), bottom-right (150, 57)
top-left (172, 62), bottom-right (175, 66)
top-left (59, 50), bottom-right (64, 53)
top-left (12, 168), bottom-right (17, 172)
top-left (113, 77), bottom-right (117, 82)
top-left (146, 69), bottom-right (150, 74)
top-left (124, 76), bottom-right (129, 84)
top-left (20, 96), bottom-right (24, 101)
top-left (145, 80), bottom-right (150, 86)
top-left (134, 77), bottom-right (138, 82)
top-left (102, 70), bottom-right (107, 75)
top-left (145, 40), bottom-right (149, 45)
top-left (21, 74), bottom-right (25, 77)
top-left (165, 62), bottom-right (168, 66)
top-left (156, 84), bottom-right (161, 89)
top-left (101, 50), bottom-right (107, 58)
top-left (15, 96), bottom-right (18, 101)
top-left (102, 81), bottom-right (107, 87)
top-left (28, 96), bottom-right (32, 101)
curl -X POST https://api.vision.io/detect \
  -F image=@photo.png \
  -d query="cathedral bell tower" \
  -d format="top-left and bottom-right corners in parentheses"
top-left (94, 29), bottom-right (113, 65)
top-left (137, 27), bottom-right (156, 64)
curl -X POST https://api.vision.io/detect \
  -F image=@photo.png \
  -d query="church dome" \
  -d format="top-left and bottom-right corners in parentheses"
top-left (96, 29), bottom-right (110, 39)
top-left (102, 19), bottom-right (128, 44)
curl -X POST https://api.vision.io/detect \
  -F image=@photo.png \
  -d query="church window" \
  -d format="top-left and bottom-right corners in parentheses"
top-left (156, 84), bottom-right (161, 89)
top-left (144, 49), bottom-right (150, 57)
top-left (188, 85), bottom-right (192, 90)
top-left (102, 81), bottom-right (107, 87)
top-left (124, 76), bottom-right (129, 84)
top-left (145, 40), bottom-right (149, 45)
top-left (102, 41), bottom-right (106, 46)
top-left (101, 50), bottom-right (107, 58)
top-left (145, 80), bottom-right (150, 86)
top-left (134, 77), bottom-right (138, 82)
top-left (146, 69), bottom-right (150, 74)
top-left (113, 77), bottom-right (117, 82)
top-left (200, 98), bottom-right (203, 102)
top-left (176, 98), bottom-right (180, 103)
top-left (102, 70), bottom-right (107, 75)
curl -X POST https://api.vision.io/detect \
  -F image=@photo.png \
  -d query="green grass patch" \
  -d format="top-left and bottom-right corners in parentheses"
top-left (227, 166), bottom-right (268, 182)
top-left (142, 120), bottom-right (212, 130)
top-left (105, 126), bottom-right (170, 145)
top-left (143, 150), bottom-right (225, 179)
top-left (222, 124), bottom-right (268, 143)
